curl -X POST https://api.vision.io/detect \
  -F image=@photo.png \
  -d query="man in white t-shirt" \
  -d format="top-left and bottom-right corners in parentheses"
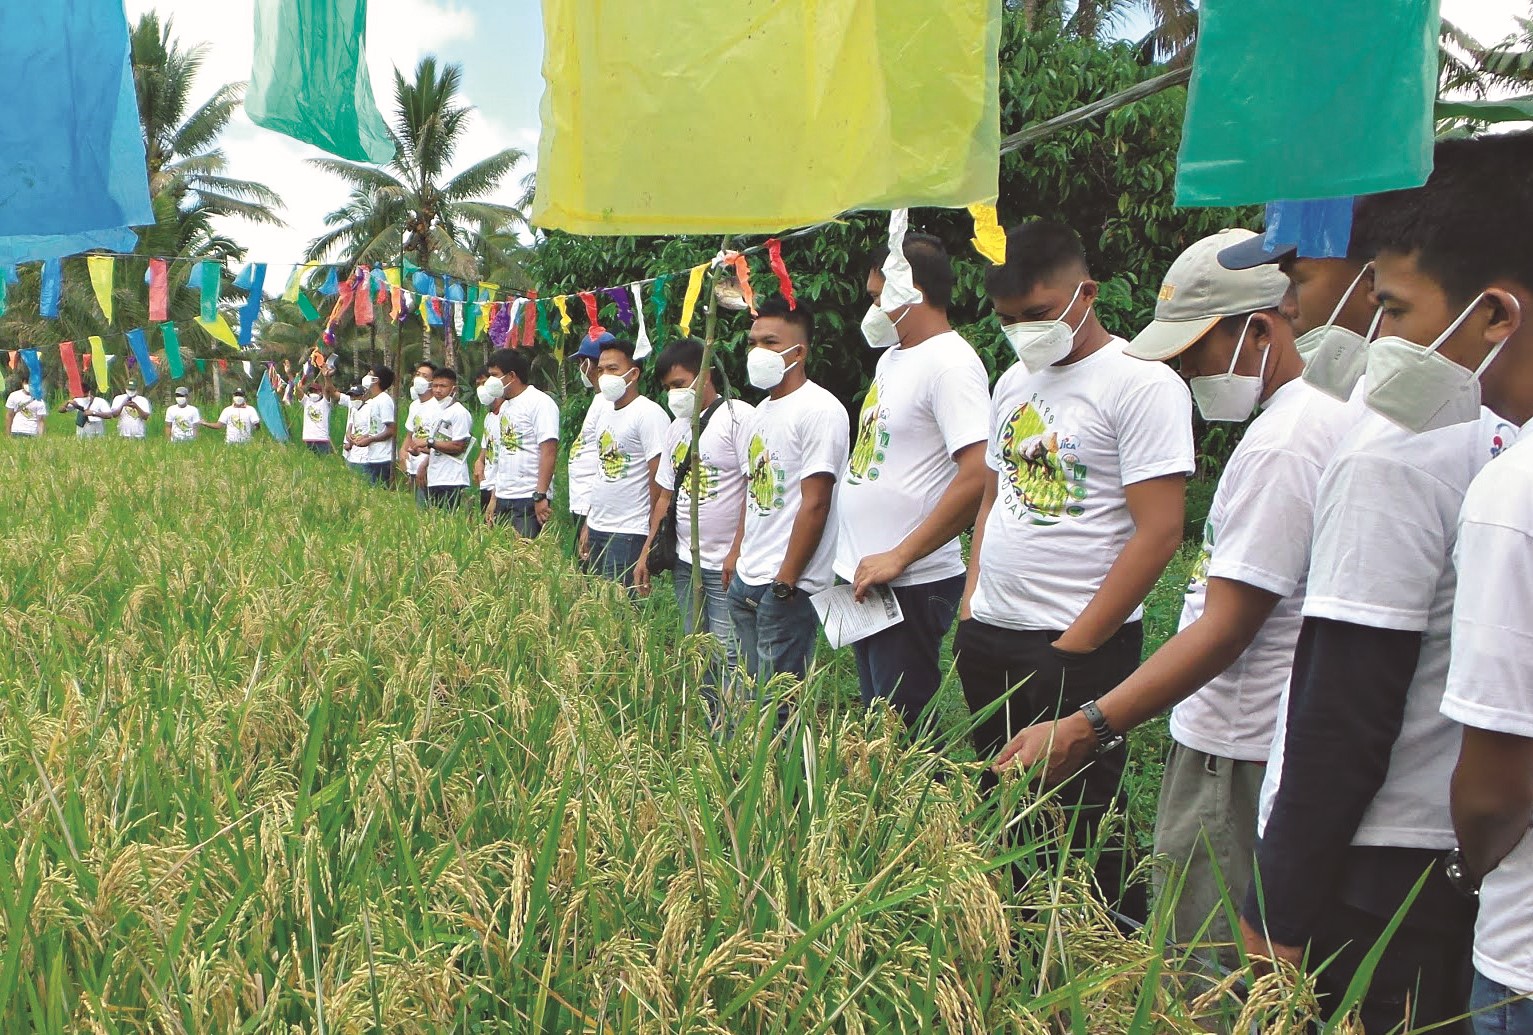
top-left (107, 380), bottom-right (152, 439)
top-left (569, 333), bottom-right (615, 567)
top-left (411, 367), bottom-right (473, 508)
top-left (636, 336), bottom-right (754, 698)
top-left (294, 370), bottom-right (338, 455)
top-left (62, 385), bottom-right (112, 437)
top-left (346, 365), bottom-right (397, 485)
top-left (400, 361), bottom-right (440, 501)
top-left (5, 381), bottom-right (47, 437)
top-left (165, 387), bottom-right (200, 441)
top-left (205, 391), bottom-right (261, 444)
top-left (473, 367), bottom-right (504, 515)
top-left (834, 235), bottom-right (990, 732)
top-left (485, 348), bottom-right (560, 537)
top-left (996, 229), bottom-right (1357, 984)
top-left (586, 338), bottom-right (671, 589)
top-left (965, 221), bottom-right (1194, 924)
top-left (730, 298), bottom-right (851, 689)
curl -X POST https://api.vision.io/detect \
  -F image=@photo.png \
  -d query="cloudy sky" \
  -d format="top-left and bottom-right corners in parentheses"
top-left (128, 0), bottom-right (1525, 269)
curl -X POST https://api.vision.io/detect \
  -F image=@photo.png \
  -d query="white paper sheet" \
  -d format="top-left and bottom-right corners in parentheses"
top-left (810, 583), bottom-right (904, 649)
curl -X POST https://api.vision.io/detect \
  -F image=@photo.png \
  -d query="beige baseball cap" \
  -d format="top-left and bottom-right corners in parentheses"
top-left (1124, 228), bottom-right (1290, 361)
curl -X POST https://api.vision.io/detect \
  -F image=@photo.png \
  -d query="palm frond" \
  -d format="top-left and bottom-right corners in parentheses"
top-left (443, 149), bottom-right (526, 201)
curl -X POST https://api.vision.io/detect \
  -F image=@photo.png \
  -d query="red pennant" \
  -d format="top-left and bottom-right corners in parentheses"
top-left (58, 341), bottom-right (85, 398)
top-left (148, 259), bottom-right (169, 322)
top-left (726, 253), bottom-right (758, 315)
top-left (354, 276), bottom-right (374, 327)
top-left (766, 238), bottom-right (796, 310)
top-left (521, 290), bottom-right (538, 348)
top-left (217, 359), bottom-right (228, 372)
top-left (578, 291), bottom-right (604, 339)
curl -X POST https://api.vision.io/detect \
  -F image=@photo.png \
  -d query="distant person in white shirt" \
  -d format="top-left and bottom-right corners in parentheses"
top-left (967, 220), bottom-right (1194, 925)
top-left (410, 367), bottom-right (473, 508)
top-left (346, 365), bottom-right (397, 484)
top-left (165, 387), bottom-right (200, 441)
top-left (729, 298), bottom-right (850, 689)
top-left (836, 235), bottom-right (990, 733)
top-left (337, 383), bottom-right (365, 463)
top-left (400, 361), bottom-right (440, 501)
top-left (5, 381), bottom-right (46, 437)
top-left (484, 348), bottom-right (560, 537)
top-left (205, 391), bottom-right (261, 444)
top-left (61, 384), bottom-right (111, 437)
top-left (585, 337), bottom-right (672, 589)
top-left (294, 370), bottom-right (338, 455)
top-left (636, 336), bottom-right (755, 699)
top-left (569, 333), bottom-right (616, 568)
top-left (473, 366), bottom-right (504, 515)
top-left (107, 380), bottom-right (152, 439)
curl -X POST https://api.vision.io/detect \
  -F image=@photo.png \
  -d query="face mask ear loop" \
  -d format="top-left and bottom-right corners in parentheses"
top-left (1326, 261), bottom-right (1374, 327)
top-left (1427, 291), bottom-right (1490, 357)
top-left (1224, 314), bottom-right (1257, 376)
top-left (1365, 306), bottom-right (1384, 342)
top-left (1475, 294), bottom-right (1523, 377)
top-left (1063, 281), bottom-right (1088, 334)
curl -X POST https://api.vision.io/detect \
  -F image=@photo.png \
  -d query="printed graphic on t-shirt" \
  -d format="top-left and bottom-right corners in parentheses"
top-left (1492, 419), bottom-right (1517, 459)
top-left (998, 395), bottom-right (1087, 524)
top-left (598, 429), bottom-right (628, 480)
top-left (173, 414), bottom-right (196, 436)
top-left (502, 421), bottom-right (524, 454)
top-left (570, 434), bottom-right (586, 461)
top-left (747, 433), bottom-right (787, 514)
top-left (847, 379), bottom-right (889, 484)
top-left (304, 403), bottom-right (326, 427)
top-left (229, 413), bottom-right (252, 435)
top-left (671, 439), bottom-right (721, 501)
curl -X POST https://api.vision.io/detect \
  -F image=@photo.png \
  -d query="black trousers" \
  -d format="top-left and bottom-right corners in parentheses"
top-left (955, 617), bottom-right (1147, 923)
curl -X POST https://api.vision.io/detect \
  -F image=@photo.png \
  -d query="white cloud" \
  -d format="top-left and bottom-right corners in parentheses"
top-left (123, 0), bottom-right (538, 270)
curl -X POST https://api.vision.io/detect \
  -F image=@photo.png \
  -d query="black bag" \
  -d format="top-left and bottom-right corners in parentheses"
top-left (648, 399), bottom-right (725, 575)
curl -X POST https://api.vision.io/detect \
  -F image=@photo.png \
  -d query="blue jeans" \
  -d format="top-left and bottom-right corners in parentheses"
top-left (352, 460), bottom-right (391, 485)
top-left (1473, 972), bottom-right (1533, 1034)
top-left (304, 440), bottom-right (332, 455)
top-left (494, 497), bottom-right (546, 538)
top-left (673, 561), bottom-right (740, 717)
top-left (425, 484), bottom-right (466, 509)
top-left (588, 529), bottom-right (646, 588)
top-left (851, 574), bottom-right (964, 731)
top-left (726, 578), bottom-right (820, 687)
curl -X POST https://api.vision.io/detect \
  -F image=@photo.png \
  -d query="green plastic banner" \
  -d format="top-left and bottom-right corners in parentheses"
top-left (247, 0), bottom-right (394, 165)
top-left (161, 323), bottom-right (184, 379)
top-left (1175, 0), bottom-right (1440, 206)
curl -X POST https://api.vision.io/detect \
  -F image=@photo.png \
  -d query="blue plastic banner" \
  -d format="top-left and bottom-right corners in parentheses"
top-left (1263, 198), bottom-right (1355, 260)
top-left (21, 349), bottom-right (43, 397)
top-left (238, 263), bottom-right (268, 346)
top-left (126, 328), bottom-right (159, 387)
top-left (257, 367), bottom-right (290, 442)
top-left (39, 258), bottom-right (62, 318)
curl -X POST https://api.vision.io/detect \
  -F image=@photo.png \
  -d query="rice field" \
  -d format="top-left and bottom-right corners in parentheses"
top-left (0, 436), bottom-right (1364, 1033)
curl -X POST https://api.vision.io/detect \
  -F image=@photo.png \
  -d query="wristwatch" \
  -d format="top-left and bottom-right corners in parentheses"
top-left (1079, 700), bottom-right (1124, 755)
top-left (771, 580), bottom-right (798, 601)
top-left (1444, 847), bottom-right (1480, 900)
top-left (532, 491), bottom-right (549, 503)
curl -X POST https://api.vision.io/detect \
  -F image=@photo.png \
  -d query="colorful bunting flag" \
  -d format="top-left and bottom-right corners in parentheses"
top-left (724, 252), bottom-right (757, 314)
top-left (58, 341), bottom-right (85, 397)
top-left (40, 258), bottom-right (62, 319)
top-left (765, 238), bottom-right (796, 309)
top-left (21, 349), bottom-right (43, 397)
top-left (578, 291), bottom-right (603, 339)
top-left (161, 323), bottom-right (184, 379)
top-left (88, 335), bottom-right (109, 391)
top-left (199, 261), bottom-right (220, 322)
top-left (126, 329), bottom-right (158, 387)
top-left (678, 263), bottom-right (707, 338)
top-left (650, 275), bottom-right (670, 348)
top-left (296, 292), bottom-right (320, 321)
top-left (237, 263), bottom-right (267, 346)
top-left (967, 203), bottom-right (1007, 265)
top-left (554, 295), bottom-right (572, 336)
top-left (87, 255), bottom-right (114, 322)
top-left (632, 283), bottom-right (652, 359)
top-left (198, 314), bottom-right (240, 348)
top-left (148, 258), bottom-right (169, 321)
top-left (603, 286), bottom-right (633, 325)
top-left (522, 291), bottom-right (539, 348)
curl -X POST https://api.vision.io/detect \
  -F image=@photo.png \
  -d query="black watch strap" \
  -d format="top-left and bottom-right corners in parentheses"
top-left (1080, 700), bottom-right (1124, 754)
top-left (772, 580), bottom-right (798, 600)
top-left (1444, 848), bottom-right (1481, 900)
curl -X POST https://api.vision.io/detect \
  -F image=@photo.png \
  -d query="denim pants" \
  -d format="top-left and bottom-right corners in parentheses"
top-left (425, 484), bottom-right (466, 509)
top-left (851, 574), bottom-right (964, 731)
top-left (726, 578), bottom-right (820, 687)
top-left (673, 560), bottom-right (740, 698)
top-left (494, 497), bottom-right (546, 538)
top-left (1473, 972), bottom-right (1533, 1034)
top-left (587, 529), bottom-right (646, 588)
top-left (304, 440), bottom-right (333, 456)
top-left (351, 461), bottom-right (390, 485)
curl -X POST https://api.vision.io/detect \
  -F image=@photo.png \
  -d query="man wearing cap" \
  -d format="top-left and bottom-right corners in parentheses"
top-left (569, 332), bottom-right (616, 566)
top-left (960, 220), bottom-right (1193, 923)
top-left (993, 229), bottom-right (1358, 989)
top-left (108, 380), bottom-right (152, 440)
top-left (165, 387), bottom-right (201, 441)
top-left (204, 390), bottom-right (261, 444)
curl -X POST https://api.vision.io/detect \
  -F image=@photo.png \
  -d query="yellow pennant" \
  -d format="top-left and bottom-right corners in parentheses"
top-left (88, 335), bottom-right (110, 390)
top-left (87, 256), bottom-right (114, 322)
top-left (198, 315), bottom-right (240, 348)
top-left (282, 264), bottom-right (307, 302)
top-left (678, 263), bottom-right (708, 337)
top-left (554, 295), bottom-right (572, 334)
top-left (968, 203), bottom-right (1007, 265)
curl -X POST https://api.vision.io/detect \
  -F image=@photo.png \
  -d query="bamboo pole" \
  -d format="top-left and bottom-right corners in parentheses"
top-left (689, 235), bottom-right (732, 630)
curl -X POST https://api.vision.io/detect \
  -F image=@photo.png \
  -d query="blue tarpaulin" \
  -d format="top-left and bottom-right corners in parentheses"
top-left (0, 1), bottom-right (153, 265)
top-left (257, 368), bottom-right (291, 442)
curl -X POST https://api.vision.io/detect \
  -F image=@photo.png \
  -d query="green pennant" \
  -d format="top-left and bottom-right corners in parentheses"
top-left (161, 323), bottom-right (184, 379)
top-left (296, 293), bottom-right (320, 321)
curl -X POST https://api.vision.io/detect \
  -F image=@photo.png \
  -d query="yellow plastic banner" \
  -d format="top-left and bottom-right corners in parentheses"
top-left (534, 0), bottom-right (1000, 234)
top-left (553, 295), bottom-right (572, 334)
top-left (87, 256), bottom-right (114, 322)
top-left (283, 264), bottom-right (307, 302)
top-left (198, 314), bottom-right (240, 347)
top-left (968, 203), bottom-right (1007, 265)
top-left (88, 335), bottom-right (109, 390)
top-left (678, 264), bottom-right (708, 338)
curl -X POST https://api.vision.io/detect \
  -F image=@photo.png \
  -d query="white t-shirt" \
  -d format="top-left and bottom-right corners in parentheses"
top-left (111, 394), bottom-right (152, 439)
top-left (300, 394), bottom-right (333, 443)
top-left (587, 395), bottom-right (671, 535)
top-left (1258, 408), bottom-right (1517, 850)
top-left (1169, 380), bottom-right (1358, 762)
top-left (339, 397), bottom-right (361, 460)
top-left (834, 331), bottom-right (990, 586)
top-left (165, 403), bottom-right (201, 441)
top-left (6, 391), bottom-right (46, 435)
top-left (422, 399), bottom-right (474, 488)
top-left (218, 404), bottom-right (260, 444)
top-left (970, 339), bottom-right (1195, 631)
top-left (402, 396), bottom-right (440, 476)
top-left (494, 385), bottom-right (562, 500)
top-left (1439, 429), bottom-right (1533, 995)
top-left (356, 393), bottom-right (397, 464)
top-left (479, 404), bottom-right (503, 490)
top-left (73, 396), bottom-right (110, 437)
top-left (656, 399), bottom-right (755, 569)
top-left (736, 380), bottom-right (851, 593)
top-left (568, 395), bottom-right (611, 517)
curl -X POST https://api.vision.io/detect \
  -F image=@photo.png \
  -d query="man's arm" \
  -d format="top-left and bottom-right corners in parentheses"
top-left (1054, 475), bottom-right (1185, 654)
top-left (430, 435), bottom-right (470, 457)
top-left (4, 408), bottom-right (13, 436)
top-left (775, 473), bottom-right (835, 588)
top-left (535, 439), bottom-right (557, 525)
top-left (852, 442), bottom-right (987, 600)
top-left (1451, 727), bottom-right (1533, 880)
top-left (635, 483), bottom-right (674, 596)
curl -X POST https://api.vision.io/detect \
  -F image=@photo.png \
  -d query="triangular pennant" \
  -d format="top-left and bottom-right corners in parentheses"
top-left (87, 255), bottom-right (114, 322)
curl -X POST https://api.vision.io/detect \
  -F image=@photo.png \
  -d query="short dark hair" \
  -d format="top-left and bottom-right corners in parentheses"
top-left (369, 364), bottom-right (395, 391)
top-left (434, 367), bottom-right (458, 384)
top-left (600, 338), bottom-right (638, 365)
top-left (489, 348), bottom-right (531, 385)
top-left (754, 296), bottom-right (813, 338)
top-left (870, 232), bottom-right (955, 310)
top-left (984, 220), bottom-right (1091, 299)
top-left (655, 337), bottom-right (705, 381)
top-left (1352, 132), bottom-right (1533, 306)
top-left (415, 361), bottom-right (438, 376)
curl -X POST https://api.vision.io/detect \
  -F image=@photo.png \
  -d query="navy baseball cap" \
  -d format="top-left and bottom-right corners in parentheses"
top-left (1216, 232), bottom-right (1295, 271)
top-left (573, 331), bottom-right (617, 362)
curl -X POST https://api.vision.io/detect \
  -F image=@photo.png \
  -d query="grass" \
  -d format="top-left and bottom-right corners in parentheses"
top-left (0, 436), bottom-right (1373, 1032)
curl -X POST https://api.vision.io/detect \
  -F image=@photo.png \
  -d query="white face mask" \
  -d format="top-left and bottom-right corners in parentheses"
top-left (411, 376), bottom-right (430, 399)
top-left (598, 370), bottom-right (633, 402)
top-left (1189, 315), bottom-right (1268, 422)
top-left (477, 377), bottom-right (504, 407)
top-left (578, 364), bottom-right (595, 391)
top-left (307, 392), bottom-right (322, 403)
top-left (1297, 265), bottom-right (1377, 400)
top-left (1364, 292), bottom-right (1514, 434)
top-left (233, 397), bottom-right (247, 406)
top-left (1003, 282), bottom-right (1089, 373)
top-left (361, 374), bottom-right (377, 390)
top-left (747, 344), bottom-right (802, 390)
top-left (667, 386), bottom-right (698, 421)
top-left (860, 303), bottom-right (910, 349)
